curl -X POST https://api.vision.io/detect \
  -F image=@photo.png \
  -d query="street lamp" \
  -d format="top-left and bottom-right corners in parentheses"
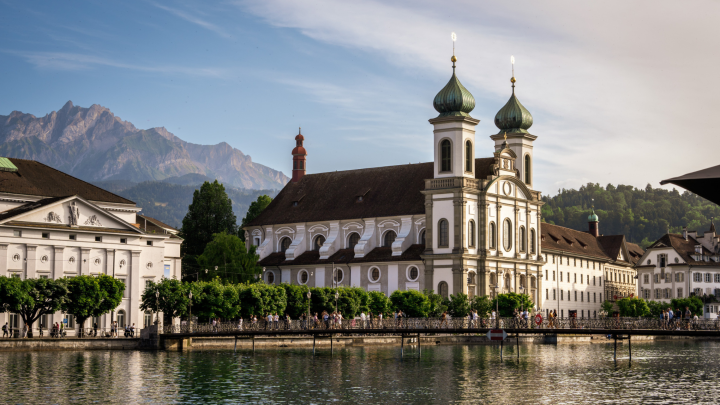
top-left (155, 289), bottom-right (160, 326)
top-left (306, 290), bottom-right (312, 329)
top-left (335, 291), bottom-right (339, 312)
top-left (188, 291), bottom-right (193, 332)
top-left (494, 284), bottom-right (501, 328)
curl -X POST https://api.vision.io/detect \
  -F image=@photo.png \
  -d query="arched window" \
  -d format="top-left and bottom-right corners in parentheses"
top-left (468, 220), bottom-right (476, 247)
top-left (524, 155), bottom-right (531, 184)
top-left (438, 219), bottom-right (449, 247)
top-left (267, 271), bottom-right (275, 284)
top-left (117, 310), bottom-right (126, 328)
top-left (419, 229), bottom-right (426, 245)
top-left (313, 235), bottom-right (325, 251)
top-left (348, 233), bottom-right (360, 249)
top-left (519, 226), bottom-right (526, 252)
top-left (489, 222), bottom-right (496, 249)
top-left (383, 230), bottom-right (397, 247)
top-left (489, 272), bottom-right (496, 286)
top-left (280, 237), bottom-right (292, 254)
top-left (438, 281), bottom-right (449, 299)
top-left (503, 219), bottom-right (512, 250)
top-left (465, 140), bottom-right (473, 172)
top-left (441, 140), bottom-right (451, 172)
top-left (530, 229), bottom-right (536, 254)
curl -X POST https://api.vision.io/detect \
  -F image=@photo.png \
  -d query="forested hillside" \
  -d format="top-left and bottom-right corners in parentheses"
top-left (93, 180), bottom-right (278, 229)
top-left (542, 183), bottom-right (720, 248)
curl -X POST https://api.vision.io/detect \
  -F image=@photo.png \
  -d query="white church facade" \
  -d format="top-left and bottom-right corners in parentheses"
top-left (245, 56), bottom-right (642, 317)
top-left (0, 157), bottom-right (182, 336)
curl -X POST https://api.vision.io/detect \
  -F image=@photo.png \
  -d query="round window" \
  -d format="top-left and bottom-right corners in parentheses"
top-left (267, 271), bottom-right (275, 284)
top-left (12, 254), bottom-right (20, 262)
top-left (408, 267), bottom-right (419, 281)
top-left (120, 260), bottom-right (126, 267)
top-left (299, 270), bottom-right (308, 284)
top-left (675, 257), bottom-right (679, 263)
top-left (40, 255), bottom-right (48, 263)
top-left (370, 268), bottom-right (380, 283)
top-left (69, 256), bottom-right (75, 263)
top-left (334, 269), bottom-right (344, 283)
top-left (647, 259), bottom-right (651, 265)
top-left (94, 258), bottom-right (101, 266)
top-left (146, 262), bottom-right (153, 269)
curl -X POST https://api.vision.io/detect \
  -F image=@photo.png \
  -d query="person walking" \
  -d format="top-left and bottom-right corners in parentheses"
top-left (360, 312), bottom-right (366, 329)
top-left (93, 322), bottom-right (98, 337)
top-left (2, 322), bottom-right (7, 338)
top-left (685, 306), bottom-right (692, 330)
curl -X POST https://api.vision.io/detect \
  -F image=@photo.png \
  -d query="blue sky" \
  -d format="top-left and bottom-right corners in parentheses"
top-left (1, 0), bottom-right (718, 195)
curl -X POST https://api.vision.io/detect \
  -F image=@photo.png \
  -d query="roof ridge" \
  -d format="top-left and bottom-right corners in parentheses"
top-left (299, 157), bottom-right (496, 177)
top-left (8, 158), bottom-right (135, 205)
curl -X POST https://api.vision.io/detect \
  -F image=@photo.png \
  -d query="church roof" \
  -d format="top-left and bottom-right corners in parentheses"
top-left (494, 88), bottom-right (533, 134)
top-left (246, 158), bottom-right (496, 227)
top-left (540, 222), bottom-right (643, 265)
top-left (433, 69), bottom-right (475, 117)
top-left (649, 233), bottom-right (718, 266)
top-left (0, 158), bottom-right (134, 204)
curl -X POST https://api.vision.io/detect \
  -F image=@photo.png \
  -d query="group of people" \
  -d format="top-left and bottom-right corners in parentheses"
top-left (659, 307), bottom-right (697, 330)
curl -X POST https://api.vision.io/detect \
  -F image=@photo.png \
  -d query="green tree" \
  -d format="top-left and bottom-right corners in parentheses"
top-left (240, 195), bottom-right (273, 241)
top-left (367, 291), bottom-right (391, 316)
top-left (645, 300), bottom-right (671, 317)
top-left (600, 300), bottom-right (615, 316)
top-left (280, 284), bottom-right (312, 319)
top-left (62, 275), bottom-right (125, 336)
top-left (390, 290), bottom-right (431, 317)
top-left (191, 279), bottom-right (240, 321)
top-left (671, 296), bottom-right (704, 316)
top-left (616, 297), bottom-right (651, 317)
top-left (196, 232), bottom-right (262, 283)
top-left (490, 293), bottom-right (534, 317)
top-left (180, 180), bottom-right (238, 280)
top-left (335, 287), bottom-right (366, 318)
top-left (424, 289), bottom-right (448, 317)
top-left (470, 295), bottom-right (493, 318)
top-left (238, 283), bottom-right (287, 318)
top-left (447, 293), bottom-right (471, 317)
top-left (140, 278), bottom-right (192, 319)
top-left (0, 277), bottom-right (69, 338)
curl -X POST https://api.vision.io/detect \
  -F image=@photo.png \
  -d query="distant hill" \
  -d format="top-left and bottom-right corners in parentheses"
top-left (92, 180), bottom-right (278, 229)
top-left (0, 101), bottom-right (289, 189)
top-left (542, 183), bottom-right (720, 249)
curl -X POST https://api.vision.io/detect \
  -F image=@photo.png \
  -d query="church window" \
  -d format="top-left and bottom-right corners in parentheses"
top-left (530, 229), bottom-right (536, 254)
top-left (383, 230), bottom-right (397, 247)
top-left (408, 267), bottom-right (419, 281)
top-left (299, 270), bottom-right (309, 284)
top-left (524, 155), bottom-right (531, 185)
top-left (313, 235), bottom-right (325, 251)
top-left (503, 219), bottom-right (512, 250)
top-left (438, 281), bottom-right (449, 299)
top-left (519, 226), bottom-right (526, 252)
top-left (370, 267), bottom-right (381, 282)
top-left (266, 271), bottom-right (275, 284)
top-left (468, 220), bottom-right (476, 247)
top-left (438, 219), bottom-right (449, 248)
top-left (280, 237), bottom-right (292, 254)
top-left (440, 140), bottom-right (451, 172)
top-left (465, 140), bottom-right (472, 173)
top-left (348, 233), bottom-right (360, 249)
top-left (489, 222), bottom-right (496, 249)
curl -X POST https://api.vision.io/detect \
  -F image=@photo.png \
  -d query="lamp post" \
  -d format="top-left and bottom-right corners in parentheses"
top-left (188, 291), bottom-right (193, 333)
top-left (335, 292), bottom-right (339, 313)
top-left (155, 289), bottom-right (160, 325)
top-left (494, 284), bottom-right (500, 328)
top-left (306, 290), bottom-right (312, 330)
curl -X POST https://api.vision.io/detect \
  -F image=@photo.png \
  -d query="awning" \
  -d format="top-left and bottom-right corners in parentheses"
top-left (661, 164), bottom-right (720, 205)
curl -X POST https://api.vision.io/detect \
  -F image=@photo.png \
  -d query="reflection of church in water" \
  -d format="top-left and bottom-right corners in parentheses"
top-left (245, 53), bottom-right (642, 316)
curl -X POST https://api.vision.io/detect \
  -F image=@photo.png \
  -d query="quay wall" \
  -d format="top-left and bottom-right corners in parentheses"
top-left (0, 338), bottom-right (140, 352)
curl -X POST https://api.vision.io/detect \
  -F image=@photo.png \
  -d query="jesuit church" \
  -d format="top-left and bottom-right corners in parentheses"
top-left (246, 55), bottom-right (643, 316)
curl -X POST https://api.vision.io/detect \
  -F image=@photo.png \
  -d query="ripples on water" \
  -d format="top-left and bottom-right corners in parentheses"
top-left (0, 340), bottom-right (717, 404)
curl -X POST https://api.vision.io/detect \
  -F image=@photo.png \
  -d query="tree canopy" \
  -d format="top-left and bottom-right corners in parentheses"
top-left (0, 276), bottom-right (69, 337)
top-left (240, 195), bottom-right (273, 241)
top-left (195, 232), bottom-right (262, 283)
top-left (491, 293), bottom-right (534, 317)
top-left (542, 183), bottom-right (720, 248)
top-left (61, 275), bottom-right (124, 335)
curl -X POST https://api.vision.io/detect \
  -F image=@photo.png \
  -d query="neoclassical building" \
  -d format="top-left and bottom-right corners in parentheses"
top-left (246, 56), bottom-right (643, 317)
top-left (0, 157), bottom-right (182, 335)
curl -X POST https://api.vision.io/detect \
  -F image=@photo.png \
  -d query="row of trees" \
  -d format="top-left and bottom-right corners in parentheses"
top-left (601, 296), bottom-right (705, 317)
top-left (141, 278), bottom-right (535, 322)
top-left (0, 275), bottom-right (125, 337)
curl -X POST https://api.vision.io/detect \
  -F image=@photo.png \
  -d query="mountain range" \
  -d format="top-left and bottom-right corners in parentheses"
top-left (0, 101), bottom-right (289, 190)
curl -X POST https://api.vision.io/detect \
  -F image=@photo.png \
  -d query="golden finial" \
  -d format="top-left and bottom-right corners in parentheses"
top-left (510, 55), bottom-right (516, 91)
top-left (451, 55), bottom-right (457, 63)
top-left (299, 126), bottom-right (301, 134)
top-left (451, 32), bottom-right (457, 69)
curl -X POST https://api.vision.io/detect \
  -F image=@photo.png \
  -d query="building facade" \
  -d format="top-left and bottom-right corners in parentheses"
top-left (245, 56), bottom-right (642, 317)
top-left (0, 157), bottom-right (182, 336)
top-left (635, 223), bottom-right (720, 306)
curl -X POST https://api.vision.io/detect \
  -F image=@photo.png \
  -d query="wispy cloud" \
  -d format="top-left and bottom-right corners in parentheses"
top-left (151, 2), bottom-right (232, 39)
top-left (7, 50), bottom-right (229, 78)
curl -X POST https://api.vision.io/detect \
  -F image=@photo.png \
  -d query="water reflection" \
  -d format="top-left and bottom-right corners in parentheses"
top-left (0, 341), bottom-right (718, 404)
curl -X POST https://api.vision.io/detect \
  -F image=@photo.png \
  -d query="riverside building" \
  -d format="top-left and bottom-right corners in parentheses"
top-left (0, 157), bottom-right (182, 336)
top-left (244, 54), bottom-right (643, 318)
top-left (635, 222), bottom-right (720, 305)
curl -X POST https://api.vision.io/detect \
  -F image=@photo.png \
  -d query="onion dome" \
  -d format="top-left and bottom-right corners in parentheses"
top-left (292, 129), bottom-right (306, 155)
top-left (433, 57), bottom-right (475, 117)
top-left (588, 208), bottom-right (599, 222)
top-left (494, 79), bottom-right (533, 133)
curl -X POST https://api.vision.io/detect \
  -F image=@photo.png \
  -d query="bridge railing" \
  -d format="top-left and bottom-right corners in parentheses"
top-left (162, 316), bottom-right (720, 335)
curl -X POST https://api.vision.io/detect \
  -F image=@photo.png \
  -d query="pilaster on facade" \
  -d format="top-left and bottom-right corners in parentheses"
top-left (354, 218), bottom-right (377, 258)
top-left (423, 197), bottom-right (433, 254)
top-left (0, 244), bottom-right (8, 277)
top-left (26, 245), bottom-right (37, 279)
top-left (80, 248), bottom-right (91, 276)
top-left (53, 246), bottom-right (64, 279)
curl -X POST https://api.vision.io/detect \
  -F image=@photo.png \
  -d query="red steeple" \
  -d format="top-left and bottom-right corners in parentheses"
top-left (291, 128), bottom-right (307, 182)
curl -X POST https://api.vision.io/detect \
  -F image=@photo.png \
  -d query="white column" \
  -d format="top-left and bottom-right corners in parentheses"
top-left (0, 244), bottom-right (8, 277)
top-left (388, 264), bottom-right (399, 294)
top-left (26, 245), bottom-right (37, 279)
top-left (130, 251), bottom-right (142, 330)
top-left (350, 265), bottom-right (361, 287)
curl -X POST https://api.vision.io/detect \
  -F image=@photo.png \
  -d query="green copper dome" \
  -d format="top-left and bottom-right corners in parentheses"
top-left (588, 209), bottom-right (599, 222)
top-left (494, 87), bottom-right (533, 133)
top-left (433, 68), bottom-right (475, 117)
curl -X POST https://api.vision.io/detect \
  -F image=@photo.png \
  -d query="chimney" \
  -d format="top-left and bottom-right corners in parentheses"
top-left (291, 128), bottom-right (307, 183)
top-left (683, 226), bottom-right (688, 240)
top-left (588, 201), bottom-right (599, 237)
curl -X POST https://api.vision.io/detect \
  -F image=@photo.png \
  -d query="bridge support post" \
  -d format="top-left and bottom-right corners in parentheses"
top-left (417, 333), bottom-right (421, 357)
top-left (516, 334), bottom-right (519, 362)
top-left (313, 334), bottom-right (316, 355)
top-left (614, 335), bottom-right (617, 362)
top-left (401, 333), bottom-right (404, 357)
top-left (500, 338), bottom-right (503, 361)
top-left (234, 337), bottom-right (237, 353)
top-left (629, 335), bottom-right (631, 364)
top-left (331, 334), bottom-right (333, 356)
top-left (252, 335), bottom-right (255, 353)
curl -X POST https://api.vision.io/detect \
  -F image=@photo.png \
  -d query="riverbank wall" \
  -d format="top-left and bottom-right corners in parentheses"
top-left (0, 337), bottom-right (140, 351)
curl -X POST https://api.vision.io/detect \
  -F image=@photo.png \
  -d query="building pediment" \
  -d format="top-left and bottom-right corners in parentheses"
top-left (0, 195), bottom-right (144, 233)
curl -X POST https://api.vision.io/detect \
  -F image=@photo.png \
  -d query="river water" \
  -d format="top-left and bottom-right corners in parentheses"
top-left (0, 340), bottom-right (717, 404)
